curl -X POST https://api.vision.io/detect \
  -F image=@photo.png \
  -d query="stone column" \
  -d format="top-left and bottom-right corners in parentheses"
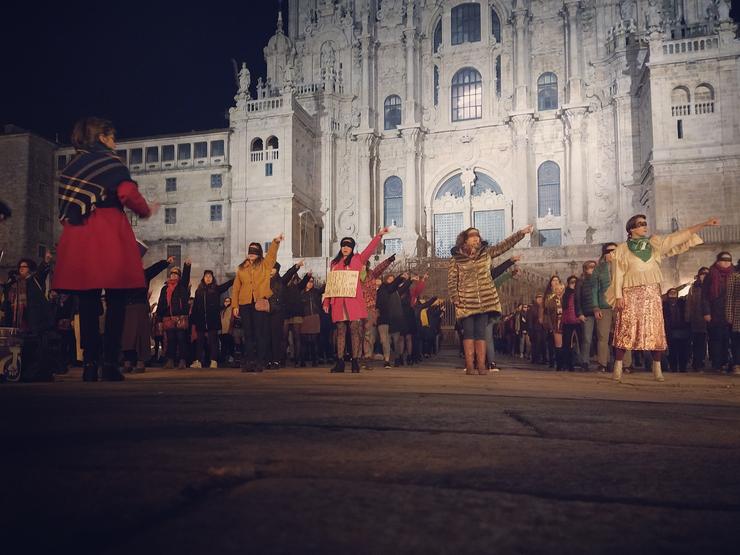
top-left (403, 27), bottom-right (418, 126)
top-left (509, 114), bottom-right (534, 229)
top-left (355, 132), bottom-right (375, 247)
top-left (562, 0), bottom-right (583, 103)
top-left (401, 127), bottom-right (421, 252)
top-left (563, 107), bottom-right (588, 242)
top-left (360, 34), bottom-right (375, 129)
top-left (511, 6), bottom-right (531, 112)
top-left (321, 124), bottom-right (337, 254)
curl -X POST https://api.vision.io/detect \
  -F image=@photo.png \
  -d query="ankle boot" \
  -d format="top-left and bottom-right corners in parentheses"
top-left (351, 359), bottom-right (360, 373)
top-left (101, 363), bottom-right (125, 382)
top-left (475, 340), bottom-right (488, 375)
top-left (652, 360), bottom-right (665, 382)
top-left (463, 339), bottom-right (476, 375)
top-left (555, 347), bottom-right (563, 371)
top-left (82, 362), bottom-right (98, 382)
top-left (613, 360), bottom-right (623, 382)
top-left (330, 359), bottom-right (345, 373)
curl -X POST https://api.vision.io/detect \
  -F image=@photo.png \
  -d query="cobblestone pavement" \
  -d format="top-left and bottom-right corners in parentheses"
top-left (2, 353), bottom-right (740, 554)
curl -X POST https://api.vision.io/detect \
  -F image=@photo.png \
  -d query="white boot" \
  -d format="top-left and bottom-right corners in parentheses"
top-left (210, 360), bottom-right (218, 369)
top-left (652, 360), bottom-right (665, 382)
top-left (613, 360), bottom-right (623, 382)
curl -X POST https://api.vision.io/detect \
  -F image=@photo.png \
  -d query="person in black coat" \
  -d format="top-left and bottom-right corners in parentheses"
top-left (190, 270), bottom-right (234, 368)
top-left (122, 256), bottom-right (172, 373)
top-left (156, 259), bottom-right (191, 369)
top-left (376, 274), bottom-right (410, 367)
top-left (663, 287), bottom-right (691, 372)
top-left (284, 265), bottom-right (310, 366)
top-left (267, 262), bottom-right (300, 369)
top-left (300, 275), bottom-right (323, 366)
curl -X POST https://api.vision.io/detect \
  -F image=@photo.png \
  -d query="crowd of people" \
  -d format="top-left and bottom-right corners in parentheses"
top-left (484, 241), bottom-right (740, 378)
top-left (1, 116), bottom-right (738, 383)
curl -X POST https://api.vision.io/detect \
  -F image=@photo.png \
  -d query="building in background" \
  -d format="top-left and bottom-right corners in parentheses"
top-left (0, 125), bottom-right (57, 274)
top-left (4, 1), bottom-right (739, 299)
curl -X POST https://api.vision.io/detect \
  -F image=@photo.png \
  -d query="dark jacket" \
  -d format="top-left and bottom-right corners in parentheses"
top-left (663, 297), bottom-right (691, 338)
top-left (156, 263), bottom-right (191, 318)
top-left (285, 273), bottom-right (310, 318)
top-left (268, 264), bottom-right (300, 314)
top-left (685, 280), bottom-right (707, 333)
top-left (191, 279), bottom-right (234, 332)
top-left (301, 286), bottom-right (323, 317)
top-left (377, 277), bottom-right (409, 333)
top-left (703, 264), bottom-right (731, 328)
top-left (575, 273), bottom-right (597, 317)
top-left (592, 259), bottom-right (612, 310)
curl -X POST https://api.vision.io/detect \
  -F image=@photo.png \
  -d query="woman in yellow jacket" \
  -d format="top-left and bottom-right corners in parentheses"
top-left (232, 233), bottom-right (283, 371)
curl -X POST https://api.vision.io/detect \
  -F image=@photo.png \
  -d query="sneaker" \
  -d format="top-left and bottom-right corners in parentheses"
top-left (190, 360), bottom-right (202, 369)
top-left (384, 360), bottom-right (392, 369)
top-left (209, 361), bottom-right (218, 369)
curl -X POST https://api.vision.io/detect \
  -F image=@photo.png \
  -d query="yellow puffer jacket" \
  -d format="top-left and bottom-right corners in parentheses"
top-left (232, 240), bottom-right (280, 306)
top-left (448, 230), bottom-right (525, 320)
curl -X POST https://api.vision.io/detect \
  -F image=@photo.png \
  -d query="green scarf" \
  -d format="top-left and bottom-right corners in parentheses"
top-left (627, 237), bottom-right (653, 262)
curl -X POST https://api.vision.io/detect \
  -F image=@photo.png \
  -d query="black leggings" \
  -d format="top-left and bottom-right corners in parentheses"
top-left (196, 330), bottom-right (219, 364)
top-left (77, 289), bottom-right (128, 365)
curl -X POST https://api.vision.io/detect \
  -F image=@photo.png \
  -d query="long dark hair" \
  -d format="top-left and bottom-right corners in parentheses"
top-left (544, 274), bottom-right (562, 297)
top-left (454, 227), bottom-right (484, 255)
top-left (331, 249), bottom-right (354, 268)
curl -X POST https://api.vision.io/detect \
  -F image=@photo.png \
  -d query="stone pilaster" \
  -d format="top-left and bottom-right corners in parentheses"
top-left (510, 6), bottom-right (532, 112)
top-left (562, 0), bottom-right (583, 103)
top-left (509, 113), bottom-right (534, 228)
top-left (562, 106), bottom-right (589, 243)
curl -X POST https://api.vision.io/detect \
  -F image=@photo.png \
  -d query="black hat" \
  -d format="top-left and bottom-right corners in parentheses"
top-left (340, 237), bottom-right (356, 249)
top-left (248, 242), bottom-right (263, 256)
top-left (273, 262), bottom-right (281, 272)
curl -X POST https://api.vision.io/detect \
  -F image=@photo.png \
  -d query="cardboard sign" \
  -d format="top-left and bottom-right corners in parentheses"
top-left (324, 270), bottom-right (359, 298)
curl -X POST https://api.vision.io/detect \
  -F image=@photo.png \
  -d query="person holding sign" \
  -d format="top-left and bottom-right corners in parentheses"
top-left (323, 228), bottom-right (390, 373)
top-left (608, 215), bottom-right (719, 383)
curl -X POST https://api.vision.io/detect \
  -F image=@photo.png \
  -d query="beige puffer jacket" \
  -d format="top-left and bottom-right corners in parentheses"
top-left (448, 230), bottom-right (526, 320)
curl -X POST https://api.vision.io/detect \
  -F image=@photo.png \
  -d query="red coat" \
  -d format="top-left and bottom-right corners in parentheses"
top-left (52, 181), bottom-right (151, 291)
top-left (323, 234), bottom-right (383, 322)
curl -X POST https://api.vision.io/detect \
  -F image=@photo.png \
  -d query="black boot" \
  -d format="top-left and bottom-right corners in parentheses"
top-left (555, 347), bottom-right (563, 371)
top-left (330, 359), bottom-right (345, 373)
top-left (101, 363), bottom-right (125, 382)
top-left (82, 362), bottom-right (98, 382)
top-left (351, 358), bottom-right (360, 373)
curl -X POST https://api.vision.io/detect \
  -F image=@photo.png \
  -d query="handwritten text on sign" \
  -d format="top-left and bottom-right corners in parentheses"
top-left (324, 270), bottom-right (359, 298)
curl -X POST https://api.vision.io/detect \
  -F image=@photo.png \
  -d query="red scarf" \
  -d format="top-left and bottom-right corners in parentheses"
top-left (166, 277), bottom-right (179, 307)
top-left (708, 263), bottom-right (733, 301)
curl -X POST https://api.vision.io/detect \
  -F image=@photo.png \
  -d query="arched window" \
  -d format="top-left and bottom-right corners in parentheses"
top-left (266, 136), bottom-right (279, 149)
top-left (491, 8), bottom-right (502, 43)
top-left (433, 65), bottom-right (440, 106)
top-left (383, 176), bottom-right (403, 227)
top-left (250, 138), bottom-right (263, 152)
top-left (471, 173), bottom-right (503, 196)
top-left (435, 173), bottom-right (464, 199)
top-left (537, 72), bottom-right (558, 111)
top-left (433, 19), bottom-right (442, 53)
top-left (537, 161), bottom-right (561, 217)
top-left (384, 95), bottom-right (402, 130)
top-left (451, 67), bottom-right (483, 122)
top-left (694, 83), bottom-right (715, 114)
top-left (671, 86), bottom-right (691, 116)
top-left (451, 3), bottom-right (481, 45)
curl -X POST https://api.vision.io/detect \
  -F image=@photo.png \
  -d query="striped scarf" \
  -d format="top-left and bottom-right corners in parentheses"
top-left (58, 144), bottom-right (131, 225)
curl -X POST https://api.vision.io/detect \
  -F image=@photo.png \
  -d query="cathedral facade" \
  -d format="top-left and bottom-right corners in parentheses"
top-left (228, 0), bottom-right (740, 271)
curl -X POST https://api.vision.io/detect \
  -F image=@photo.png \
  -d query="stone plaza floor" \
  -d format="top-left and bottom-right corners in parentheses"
top-left (2, 353), bottom-right (740, 554)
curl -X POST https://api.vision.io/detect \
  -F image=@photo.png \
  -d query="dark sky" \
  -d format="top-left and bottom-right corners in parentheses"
top-left (1, 1), bottom-right (284, 142)
top-left (3, 1), bottom-right (739, 143)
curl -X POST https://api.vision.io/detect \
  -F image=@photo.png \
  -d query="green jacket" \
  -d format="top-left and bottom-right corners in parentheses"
top-left (592, 259), bottom-right (612, 310)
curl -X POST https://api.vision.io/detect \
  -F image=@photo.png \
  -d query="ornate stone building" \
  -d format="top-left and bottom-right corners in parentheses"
top-left (44, 0), bottom-right (739, 296)
top-left (230, 0), bottom-right (740, 270)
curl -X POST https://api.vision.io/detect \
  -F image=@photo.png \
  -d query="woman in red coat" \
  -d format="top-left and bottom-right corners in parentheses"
top-left (323, 227), bottom-right (389, 373)
top-left (53, 117), bottom-right (157, 382)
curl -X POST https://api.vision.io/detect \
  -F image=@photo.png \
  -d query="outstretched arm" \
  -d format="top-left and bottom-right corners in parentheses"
top-left (358, 227), bottom-right (390, 266)
top-left (218, 279), bottom-right (235, 294)
top-left (370, 254), bottom-right (395, 279)
top-left (487, 225), bottom-right (532, 259)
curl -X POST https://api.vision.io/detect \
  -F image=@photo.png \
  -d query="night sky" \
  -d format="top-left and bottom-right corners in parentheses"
top-left (3, 1), bottom-right (739, 143)
top-left (1, 1), bottom-right (284, 142)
